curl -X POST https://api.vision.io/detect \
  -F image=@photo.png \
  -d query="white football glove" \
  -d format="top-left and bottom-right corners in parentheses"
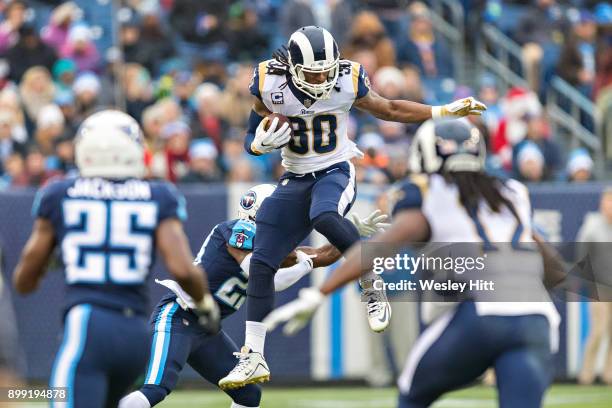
top-left (295, 249), bottom-right (316, 269)
top-left (350, 209), bottom-right (391, 238)
top-left (251, 117), bottom-right (292, 154)
top-left (432, 96), bottom-right (487, 119)
top-left (263, 287), bottom-right (324, 336)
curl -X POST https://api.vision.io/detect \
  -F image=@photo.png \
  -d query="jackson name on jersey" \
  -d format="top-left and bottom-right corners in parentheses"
top-left (250, 59), bottom-right (370, 174)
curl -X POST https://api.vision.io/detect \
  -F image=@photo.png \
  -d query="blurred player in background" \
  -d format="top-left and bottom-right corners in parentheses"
top-left (119, 184), bottom-right (387, 408)
top-left (12, 110), bottom-right (220, 408)
top-left (222, 25), bottom-right (486, 389)
top-left (0, 269), bottom-right (24, 388)
top-left (265, 119), bottom-right (561, 408)
top-left (577, 187), bottom-right (612, 385)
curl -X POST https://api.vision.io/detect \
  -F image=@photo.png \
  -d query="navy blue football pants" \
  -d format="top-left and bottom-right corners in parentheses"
top-left (398, 302), bottom-right (554, 408)
top-left (139, 300), bottom-right (261, 407)
top-left (247, 161), bottom-right (359, 322)
top-left (49, 304), bottom-right (149, 408)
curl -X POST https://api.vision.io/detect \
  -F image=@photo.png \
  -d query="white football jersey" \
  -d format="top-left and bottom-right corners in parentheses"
top-left (389, 173), bottom-right (559, 349)
top-left (250, 59), bottom-right (369, 174)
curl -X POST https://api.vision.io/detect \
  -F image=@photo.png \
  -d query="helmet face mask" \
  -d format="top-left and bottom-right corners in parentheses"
top-left (287, 26), bottom-right (340, 100)
top-left (409, 119), bottom-right (486, 174)
top-left (289, 58), bottom-right (339, 100)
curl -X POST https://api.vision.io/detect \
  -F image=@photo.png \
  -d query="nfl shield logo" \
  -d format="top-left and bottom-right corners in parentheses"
top-left (304, 99), bottom-right (312, 108)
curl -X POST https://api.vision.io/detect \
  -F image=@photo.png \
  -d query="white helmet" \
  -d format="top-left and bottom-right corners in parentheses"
top-left (75, 109), bottom-right (145, 179)
top-left (237, 184), bottom-right (276, 221)
top-left (409, 119), bottom-right (486, 174)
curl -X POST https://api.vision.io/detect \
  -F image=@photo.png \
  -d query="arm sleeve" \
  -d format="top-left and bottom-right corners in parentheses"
top-left (273, 262), bottom-right (312, 292)
top-left (31, 182), bottom-right (61, 219)
top-left (249, 66), bottom-right (262, 100)
top-left (244, 109), bottom-right (264, 156)
top-left (392, 182), bottom-right (424, 216)
top-left (238, 253), bottom-right (311, 292)
top-left (354, 64), bottom-right (371, 99)
top-left (228, 220), bottom-right (256, 250)
top-left (158, 184), bottom-right (188, 222)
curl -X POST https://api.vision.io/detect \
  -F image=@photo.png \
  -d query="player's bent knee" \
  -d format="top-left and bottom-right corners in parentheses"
top-left (226, 384), bottom-right (262, 407)
top-left (311, 211), bottom-right (360, 253)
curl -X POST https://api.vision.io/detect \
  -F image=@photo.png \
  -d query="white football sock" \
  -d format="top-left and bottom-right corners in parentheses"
top-left (118, 391), bottom-right (151, 408)
top-left (231, 402), bottom-right (259, 408)
top-left (244, 320), bottom-right (267, 354)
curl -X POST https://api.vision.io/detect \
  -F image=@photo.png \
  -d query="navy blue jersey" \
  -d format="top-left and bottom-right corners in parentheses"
top-left (159, 219), bottom-right (253, 319)
top-left (33, 177), bottom-right (187, 315)
top-left (389, 175), bottom-right (428, 216)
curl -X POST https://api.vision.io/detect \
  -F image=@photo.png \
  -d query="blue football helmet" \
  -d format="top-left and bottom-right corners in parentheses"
top-left (287, 26), bottom-right (340, 100)
top-left (409, 119), bottom-right (486, 174)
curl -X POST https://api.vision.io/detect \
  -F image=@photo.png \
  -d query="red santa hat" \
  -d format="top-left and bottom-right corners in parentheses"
top-left (500, 87), bottom-right (542, 119)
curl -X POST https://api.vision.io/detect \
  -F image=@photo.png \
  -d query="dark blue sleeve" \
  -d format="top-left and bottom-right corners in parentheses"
top-left (357, 65), bottom-right (370, 99)
top-left (249, 66), bottom-right (262, 100)
top-left (244, 110), bottom-right (264, 156)
top-left (31, 180), bottom-right (64, 219)
top-left (228, 219), bottom-right (256, 250)
top-left (217, 221), bottom-right (235, 242)
top-left (155, 183), bottom-right (187, 223)
top-left (392, 182), bottom-right (423, 216)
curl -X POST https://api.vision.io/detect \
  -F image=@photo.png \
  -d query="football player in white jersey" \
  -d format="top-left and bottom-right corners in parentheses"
top-left (265, 119), bottom-right (562, 408)
top-left (220, 25), bottom-right (487, 390)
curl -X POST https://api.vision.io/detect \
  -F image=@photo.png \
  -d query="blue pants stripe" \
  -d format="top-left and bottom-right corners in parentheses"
top-left (144, 302), bottom-right (179, 385)
top-left (49, 304), bottom-right (92, 408)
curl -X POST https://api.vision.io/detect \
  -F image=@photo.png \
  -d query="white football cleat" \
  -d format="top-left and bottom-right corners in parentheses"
top-left (218, 346), bottom-right (270, 390)
top-left (361, 277), bottom-right (392, 333)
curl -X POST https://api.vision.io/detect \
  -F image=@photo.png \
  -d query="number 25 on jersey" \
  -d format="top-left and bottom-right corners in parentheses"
top-left (62, 199), bottom-right (157, 285)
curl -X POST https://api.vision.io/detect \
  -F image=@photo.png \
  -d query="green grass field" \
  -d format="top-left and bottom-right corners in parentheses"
top-left (156, 385), bottom-right (612, 408)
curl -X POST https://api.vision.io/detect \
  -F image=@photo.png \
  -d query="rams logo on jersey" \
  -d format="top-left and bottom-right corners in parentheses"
top-left (240, 191), bottom-right (257, 210)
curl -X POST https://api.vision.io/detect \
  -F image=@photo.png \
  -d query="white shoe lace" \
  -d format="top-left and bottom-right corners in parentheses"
top-left (229, 352), bottom-right (252, 375)
top-left (367, 299), bottom-right (384, 316)
top-left (365, 289), bottom-right (385, 316)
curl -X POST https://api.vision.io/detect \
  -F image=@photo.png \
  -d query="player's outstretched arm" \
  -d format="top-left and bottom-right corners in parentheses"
top-left (13, 219), bottom-right (56, 294)
top-left (264, 210), bottom-right (430, 335)
top-left (296, 245), bottom-right (342, 268)
top-left (226, 244), bottom-right (316, 292)
top-left (156, 218), bottom-right (209, 303)
top-left (353, 90), bottom-right (487, 123)
top-left (319, 210), bottom-right (430, 295)
top-left (158, 218), bottom-right (220, 332)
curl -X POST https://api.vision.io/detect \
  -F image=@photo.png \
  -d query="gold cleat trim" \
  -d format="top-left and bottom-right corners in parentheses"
top-left (219, 374), bottom-right (270, 390)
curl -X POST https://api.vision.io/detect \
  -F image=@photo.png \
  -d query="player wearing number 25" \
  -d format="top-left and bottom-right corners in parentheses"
top-left (12, 110), bottom-right (220, 408)
top-left (223, 25), bottom-right (487, 390)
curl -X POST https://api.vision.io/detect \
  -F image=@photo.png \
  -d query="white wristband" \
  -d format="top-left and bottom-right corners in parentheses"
top-left (240, 253), bottom-right (253, 277)
top-left (431, 105), bottom-right (443, 119)
top-left (274, 261), bottom-right (312, 292)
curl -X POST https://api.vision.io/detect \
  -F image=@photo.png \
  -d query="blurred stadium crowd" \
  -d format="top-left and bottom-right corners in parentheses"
top-left (0, 0), bottom-right (609, 190)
